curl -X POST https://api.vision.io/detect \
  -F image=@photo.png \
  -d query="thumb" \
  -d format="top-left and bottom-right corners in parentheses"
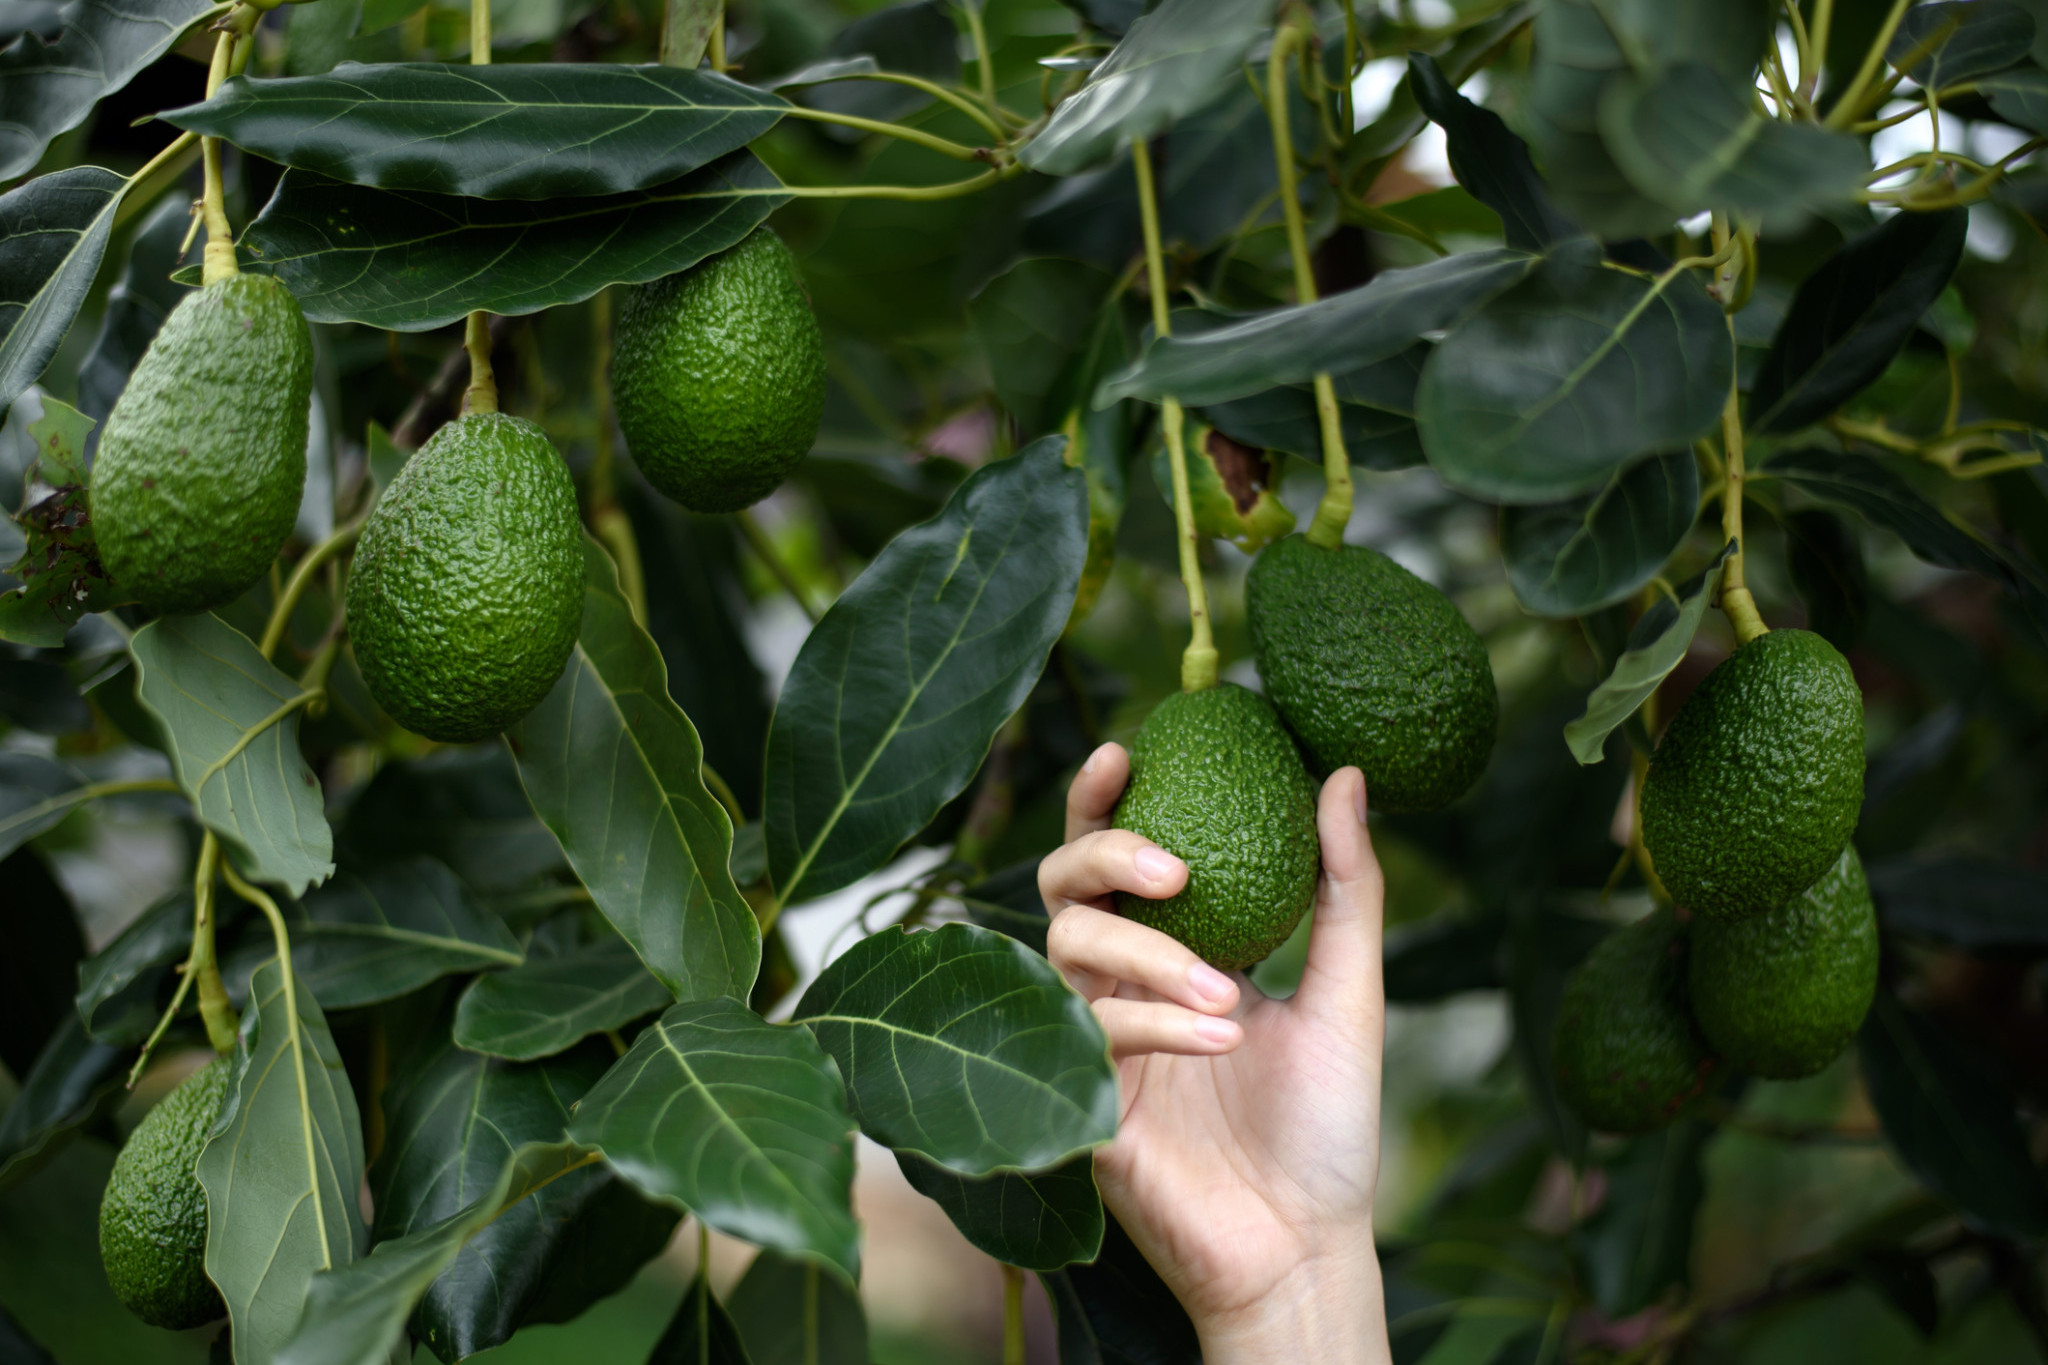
top-left (1293, 767), bottom-right (1385, 1032)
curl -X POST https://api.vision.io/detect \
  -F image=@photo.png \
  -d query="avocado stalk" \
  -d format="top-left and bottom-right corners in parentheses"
top-left (584, 288), bottom-right (648, 624)
top-left (186, 835), bottom-right (239, 1057)
top-left (197, 26), bottom-right (247, 287)
top-left (1716, 372), bottom-right (1769, 646)
top-left (459, 0), bottom-right (499, 418)
top-left (1131, 138), bottom-right (1218, 691)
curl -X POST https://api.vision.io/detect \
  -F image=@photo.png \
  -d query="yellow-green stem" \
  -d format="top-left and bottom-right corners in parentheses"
top-left (260, 517), bottom-right (364, 658)
top-left (1806, 0), bottom-right (1835, 101)
top-left (709, 10), bottom-right (725, 72)
top-left (189, 835), bottom-right (238, 1054)
top-left (1001, 1264), bottom-right (1026, 1365)
top-left (113, 132), bottom-right (200, 232)
top-left (1823, 0), bottom-right (1912, 128)
top-left (587, 290), bottom-right (649, 624)
top-left (962, 1), bottom-right (999, 125)
top-left (780, 105), bottom-right (987, 161)
top-left (778, 165), bottom-right (1019, 201)
top-left (804, 70), bottom-right (1007, 140)
top-left (1717, 375), bottom-right (1767, 646)
top-left (462, 309), bottom-right (497, 414)
top-left (199, 32), bottom-right (239, 284)
top-left (702, 763), bottom-right (745, 826)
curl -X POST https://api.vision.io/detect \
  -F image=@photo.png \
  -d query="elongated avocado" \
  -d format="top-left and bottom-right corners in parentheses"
top-left (99, 1057), bottom-right (231, 1329)
top-left (1553, 907), bottom-right (1718, 1135)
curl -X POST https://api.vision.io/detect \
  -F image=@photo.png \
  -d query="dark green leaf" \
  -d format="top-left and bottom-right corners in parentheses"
top-left (1019, 0), bottom-right (1275, 176)
top-left (1783, 507), bottom-right (1869, 650)
top-left (726, 1247), bottom-right (868, 1365)
top-left (0, 167), bottom-right (125, 421)
top-left (1859, 992), bottom-right (2048, 1236)
top-left (1748, 209), bottom-right (1968, 435)
top-left (0, 397), bottom-right (114, 646)
top-left (76, 192), bottom-right (194, 433)
top-left (0, 0), bottom-right (216, 179)
top-left (1408, 53), bottom-right (1577, 251)
top-left (1501, 449), bottom-right (1699, 617)
top-left (335, 747), bottom-right (563, 896)
top-left (649, 1273), bottom-right (754, 1364)
top-left (453, 938), bottom-right (671, 1060)
top-left (1980, 64), bottom-right (2048, 134)
top-left (1201, 384), bottom-right (1425, 471)
top-left (1384, 915), bottom-right (1507, 1004)
top-left (131, 612), bottom-right (336, 897)
top-left (1578, 1120), bottom-right (1712, 1317)
top-left (0, 1013), bottom-right (125, 1192)
top-left (0, 750), bottom-right (85, 860)
top-left (1040, 1212), bottom-right (1200, 1365)
top-left (283, 0), bottom-right (361, 77)
top-left (509, 538), bottom-right (756, 1003)
top-left (969, 258), bottom-right (1118, 437)
top-left (896, 1150), bottom-right (1103, 1271)
top-left (75, 891), bottom-right (201, 1046)
top-left (0, 651), bottom-right (88, 732)
top-left (801, 1), bottom-right (958, 129)
top-left (233, 150), bottom-right (785, 331)
top-left (1869, 856), bottom-right (2048, 951)
top-left (0, 847), bottom-right (83, 1077)
top-left (566, 997), bottom-right (860, 1279)
top-left (1419, 244), bottom-right (1732, 503)
top-left (166, 63), bottom-right (788, 200)
top-left (793, 922), bottom-right (1116, 1174)
top-left (1857, 1248), bottom-right (1941, 1337)
top-left (1561, 542), bottom-right (1734, 764)
top-left (765, 438), bottom-right (1086, 907)
top-left (1889, 1), bottom-right (2034, 87)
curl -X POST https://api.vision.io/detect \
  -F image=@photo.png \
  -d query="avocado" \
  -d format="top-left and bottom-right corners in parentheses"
top-left (611, 228), bottom-right (826, 513)
top-left (1149, 424), bottom-right (1294, 554)
top-left (346, 413), bottom-right (583, 743)
top-left (99, 1056), bottom-right (231, 1329)
top-left (92, 275), bottom-right (312, 614)
top-left (1688, 845), bottom-right (1878, 1079)
top-left (1552, 907), bottom-right (1718, 1135)
top-left (1641, 629), bottom-right (1864, 919)
top-left (1245, 535), bottom-right (1497, 812)
top-left (1111, 683), bottom-right (1320, 970)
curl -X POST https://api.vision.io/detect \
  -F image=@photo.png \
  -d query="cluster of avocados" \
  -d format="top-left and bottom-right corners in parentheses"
top-left (1553, 627), bottom-right (1876, 1135)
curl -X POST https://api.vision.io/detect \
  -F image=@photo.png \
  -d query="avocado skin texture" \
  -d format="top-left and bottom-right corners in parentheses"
top-left (99, 1057), bottom-right (230, 1329)
top-left (1641, 629), bottom-right (1864, 919)
top-left (1246, 536), bottom-right (1497, 813)
top-left (1553, 907), bottom-right (1718, 1135)
top-left (1111, 683), bottom-right (1320, 970)
top-left (612, 228), bottom-right (825, 513)
top-left (92, 275), bottom-right (312, 614)
top-left (346, 413), bottom-right (582, 743)
top-left (1689, 845), bottom-right (1878, 1079)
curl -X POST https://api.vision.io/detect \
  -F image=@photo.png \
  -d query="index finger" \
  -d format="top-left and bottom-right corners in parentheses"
top-left (1065, 743), bottom-right (1130, 843)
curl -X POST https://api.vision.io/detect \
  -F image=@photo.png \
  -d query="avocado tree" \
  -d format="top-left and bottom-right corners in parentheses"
top-left (4, 0), bottom-right (2048, 1360)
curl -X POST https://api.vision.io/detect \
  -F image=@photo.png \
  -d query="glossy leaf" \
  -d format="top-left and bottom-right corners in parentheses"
top-left (0, 750), bottom-right (84, 861)
top-left (566, 997), bottom-right (860, 1279)
top-left (969, 257), bottom-right (1118, 437)
top-left (1980, 64), bottom-right (2048, 135)
top-left (1408, 53), bottom-right (1577, 251)
top-left (76, 192), bottom-right (193, 435)
top-left (231, 150), bottom-right (785, 331)
top-left (1869, 856), bottom-right (2048, 951)
top-left (1501, 450), bottom-right (1700, 617)
top-left (508, 538), bottom-right (757, 1003)
top-left (335, 747), bottom-right (563, 895)
top-left (0, 396), bottom-right (114, 646)
top-left (1889, 1), bottom-right (2034, 87)
top-left (1418, 242), bottom-right (1733, 504)
top-left (1041, 1212), bottom-right (1200, 1365)
top-left (74, 891), bottom-right (201, 1046)
top-left (131, 612), bottom-right (336, 897)
top-left (764, 438), bottom-right (1087, 907)
top-left (792, 923), bottom-right (1117, 1174)
top-left (453, 937), bottom-right (671, 1060)
top-left (0, 1013), bottom-right (125, 1192)
top-left (198, 956), bottom-right (369, 1365)
top-left (1747, 209), bottom-right (1968, 435)
top-left (726, 1247), bottom-right (868, 1365)
top-left (1561, 543), bottom-right (1734, 764)
top-left (1019, 0), bottom-right (1275, 176)
top-left (0, 166), bottom-right (126, 420)
top-left (1578, 1120), bottom-right (1712, 1317)
top-left (1783, 507), bottom-right (1869, 650)
top-left (166, 63), bottom-right (788, 200)
top-left (896, 1150), bottom-right (1104, 1271)
top-left (649, 1273), bottom-right (754, 1365)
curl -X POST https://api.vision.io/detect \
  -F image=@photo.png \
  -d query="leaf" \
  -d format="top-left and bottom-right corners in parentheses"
top-left (1040, 1211), bottom-right (1200, 1365)
top-left (1980, 64), bottom-right (2048, 135)
top-left (1747, 209), bottom-right (1968, 436)
top-left (968, 257), bottom-right (1118, 437)
top-left (1383, 915), bottom-right (1507, 1004)
top-left (1783, 507), bottom-right (1869, 650)
top-left (0, 1013), bottom-right (125, 1192)
top-left (1598, 63), bottom-right (1870, 231)
top-left (1859, 992), bottom-right (2048, 1236)
top-left (565, 997), bottom-right (860, 1279)
top-left (649, 1273), bottom-right (754, 1365)
top-left (1018, 0), bottom-right (1275, 177)
top-left (507, 538), bottom-right (757, 1004)
top-left (1868, 856), bottom-right (2048, 951)
top-left (726, 1247), bottom-right (868, 1365)
top-left (1095, 249), bottom-right (1535, 408)
top-left (0, 167), bottom-right (126, 421)
top-left (77, 192), bottom-right (194, 435)
top-left (1561, 542), bottom-right (1734, 764)
top-left (1889, 1), bottom-right (2034, 87)
top-left (75, 890), bottom-right (201, 1046)
top-left (1577, 1120), bottom-right (1713, 1317)
top-left (764, 437), bottom-right (1086, 907)
top-left (334, 747), bottom-right (564, 895)
top-left (792, 923), bottom-right (1116, 1174)
top-left (229, 149), bottom-right (785, 331)
top-left (131, 613), bottom-right (336, 896)
top-left (453, 937), bottom-right (671, 1060)
top-left (800, 1), bottom-right (958, 129)
top-left (0, 0), bottom-right (217, 179)
top-left (0, 396), bottom-right (114, 646)
top-left (0, 848), bottom-right (84, 1077)
top-left (896, 1150), bottom-right (1104, 1271)
top-left (1501, 450), bottom-right (1700, 617)
top-left (165, 63), bottom-right (788, 201)
top-left (0, 750), bottom-right (84, 860)
top-left (1407, 53), bottom-right (1577, 252)
top-left (198, 956), bottom-right (370, 1365)
top-left (1417, 242), bottom-right (1733, 504)
top-left (1410, 1309), bottom-right (1541, 1365)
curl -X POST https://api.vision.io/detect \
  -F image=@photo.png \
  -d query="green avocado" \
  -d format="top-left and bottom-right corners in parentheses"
top-left (346, 413), bottom-right (583, 743)
top-left (1641, 628), bottom-right (1864, 919)
top-left (611, 228), bottom-right (826, 513)
top-left (92, 275), bottom-right (312, 614)
top-left (1245, 535), bottom-right (1497, 813)
top-left (1111, 683), bottom-right (1320, 970)
top-left (1552, 907), bottom-right (1718, 1135)
top-left (99, 1057), bottom-right (230, 1330)
top-left (1688, 845), bottom-right (1878, 1079)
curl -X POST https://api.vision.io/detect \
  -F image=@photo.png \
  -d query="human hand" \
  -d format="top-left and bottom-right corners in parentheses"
top-left (1039, 743), bottom-right (1391, 1365)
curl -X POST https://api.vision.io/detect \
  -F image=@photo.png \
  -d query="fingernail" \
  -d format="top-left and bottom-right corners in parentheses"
top-left (1353, 777), bottom-right (1369, 825)
top-left (1135, 847), bottom-right (1182, 885)
top-left (1081, 748), bottom-right (1100, 775)
top-left (1189, 963), bottom-right (1234, 1005)
top-left (1194, 1015), bottom-right (1238, 1046)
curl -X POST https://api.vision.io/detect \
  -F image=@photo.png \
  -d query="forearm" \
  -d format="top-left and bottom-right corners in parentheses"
top-left (1193, 1243), bottom-right (1391, 1365)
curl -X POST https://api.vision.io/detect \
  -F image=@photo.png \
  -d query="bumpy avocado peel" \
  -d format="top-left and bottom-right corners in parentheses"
top-left (99, 1057), bottom-right (231, 1330)
top-left (92, 275), bottom-right (312, 614)
top-left (347, 412), bottom-right (583, 743)
top-left (1246, 536), bottom-right (1497, 813)
top-left (1642, 628), bottom-right (1865, 919)
top-left (1553, 907), bottom-right (1718, 1135)
top-left (611, 228), bottom-right (826, 513)
top-left (1112, 683), bottom-right (1321, 970)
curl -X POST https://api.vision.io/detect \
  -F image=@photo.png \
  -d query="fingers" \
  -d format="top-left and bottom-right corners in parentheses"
top-left (1047, 904), bottom-right (1241, 1011)
top-left (1294, 767), bottom-right (1386, 1028)
top-left (1064, 744), bottom-right (1130, 843)
top-left (1091, 996), bottom-right (1243, 1059)
top-left (1038, 828), bottom-right (1188, 916)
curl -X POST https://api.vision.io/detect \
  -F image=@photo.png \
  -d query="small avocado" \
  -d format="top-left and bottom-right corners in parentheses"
top-left (1111, 683), bottom-right (1320, 970)
top-left (1148, 424), bottom-right (1294, 554)
top-left (346, 413), bottom-right (582, 743)
top-left (1553, 907), bottom-right (1718, 1135)
top-left (99, 1056), bottom-right (231, 1329)
top-left (1641, 629), bottom-right (1864, 919)
top-left (1688, 845), bottom-right (1878, 1079)
top-left (1246, 535), bottom-right (1497, 812)
top-left (611, 228), bottom-right (826, 513)
top-left (92, 275), bottom-right (312, 614)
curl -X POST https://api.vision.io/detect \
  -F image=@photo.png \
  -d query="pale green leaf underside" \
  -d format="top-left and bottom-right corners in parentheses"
top-left (1562, 542), bottom-right (1734, 764)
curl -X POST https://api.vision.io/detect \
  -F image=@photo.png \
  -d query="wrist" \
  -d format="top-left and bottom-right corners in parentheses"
top-left (1193, 1241), bottom-right (1389, 1365)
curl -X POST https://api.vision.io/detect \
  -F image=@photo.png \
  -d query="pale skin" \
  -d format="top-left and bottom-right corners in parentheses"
top-left (1039, 743), bottom-right (1393, 1364)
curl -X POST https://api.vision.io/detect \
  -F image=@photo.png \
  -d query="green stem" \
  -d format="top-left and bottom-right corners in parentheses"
top-left (126, 962), bottom-right (197, 1087)
top-left (199, 31), bottom-right (240, 285)
top-left (113, 132), bottom-right (200, 232)
top-left (799, 70), bottom-right (1007, 140)
top-left (960, 1), bottom-right (1000, 125)
top-left (702, 763), bottom-right (745, 826)
top-left (1806, 0), bottom-right (1834, 102)
top-left (259, 517), bottom-right (364, 659)
top-left (1717, 351), bottom-right (1767, 646)
top-left (735, 509), bottom-right (822, 623)
top-left (1001, 1264), bottom-right (1026, 1365)
top-left (779, 105), bottom-right (990, 161)
top-left (778, 165), bottom-right (1019, 201)
top-left (189, 835), bottom-right (238, 1055)
top-left (0, 777), bottom-right (181, 852)
top-left (1823, 0), bottom-right (1911, 129)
